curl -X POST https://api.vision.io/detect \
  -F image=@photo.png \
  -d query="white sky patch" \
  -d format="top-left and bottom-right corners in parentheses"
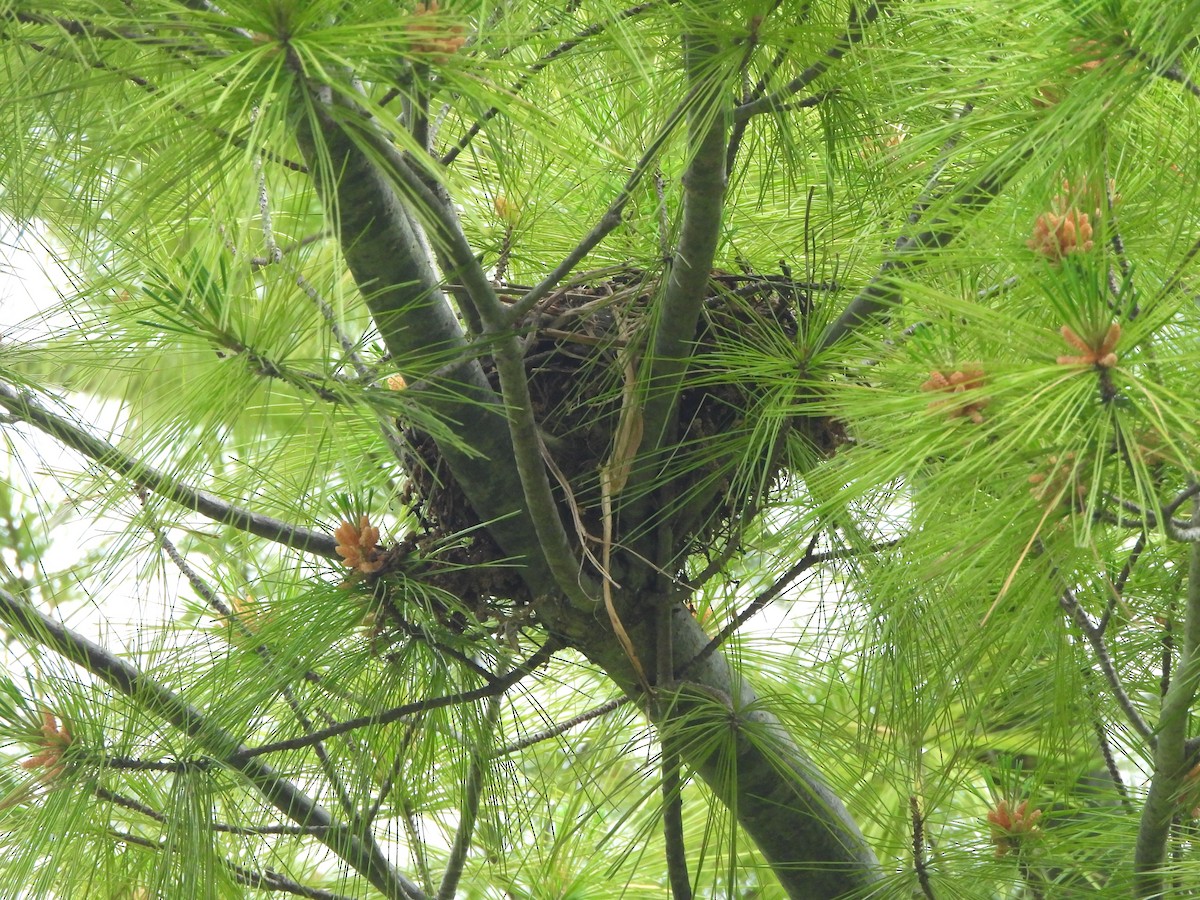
top-left (0, 218), bottom-right (179, 659)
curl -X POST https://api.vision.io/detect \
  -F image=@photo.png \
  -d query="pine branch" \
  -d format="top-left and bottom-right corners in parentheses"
top-left (635, 29), bottom-right (730, 465)
top-left (1160, 232), bottom-right (1200, 298)
top-left (732, 1), bottom-right (882, 121)
top-left (8, 33), bottom-right (306, 172)
top-left (662, 741), bottom-right (692, 899)
top-left (1135, 504), bottom-right (1200, 895)
top-left (5, 9), bottom-right (226, 52)
top-left (143, 499), bottom-right (364, 822)
top-left (619, 19), bottom-right (730, 582)
top-left (356, 98), bottom-right (598, 606)
top-left (440, 0), bottom-right (669, 166)
top-left (235, 641), bottom-right (560, 760)
top-left (492, 696), bottom-right (630, 756)
top-left (818, 148), bottom-right (1020, 353)
top-left (1098, 531), bottom-right (1148, 634)
top-left (660, 608), bottom-right (883, 897)
top-left (436, 670), bottom-right (503, 900)
top-left (292, 82), bottom-right (566, 601)
top-left (0, 383), bottom-right (339, 558)
top-left (0, 586), bottom-right (427, 900)
top-left (1060, 586), bottom-right (1156, 747)
top-left (98, 756), bottom-right (215, 773)
top-left (298, 82), bottom-right (602, 608)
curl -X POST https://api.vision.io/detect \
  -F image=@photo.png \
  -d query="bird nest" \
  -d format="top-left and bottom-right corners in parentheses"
top-left (395, 268), bottom-right (846, 613)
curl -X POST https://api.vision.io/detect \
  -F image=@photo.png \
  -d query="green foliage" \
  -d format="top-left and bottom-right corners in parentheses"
top-left (0, 0), bottom-right (1199, 897)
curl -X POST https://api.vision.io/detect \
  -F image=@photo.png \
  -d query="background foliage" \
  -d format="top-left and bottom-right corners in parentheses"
top-left (1, 0), bottom-right (1200, 897)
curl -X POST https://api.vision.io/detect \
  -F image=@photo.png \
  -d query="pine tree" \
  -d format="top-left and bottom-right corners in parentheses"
top-left (0, 1), bottom-right (1199, 897)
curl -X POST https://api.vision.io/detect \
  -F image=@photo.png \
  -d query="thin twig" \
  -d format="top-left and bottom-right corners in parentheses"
top-left (436, 659), bottom-right (506, 900)
top-left (1103, 168), bottom-right (1136, 317)
top-left (683, 538), bottom-right (897, 675)
top-left (99, 756), bottom-right (213, 773)
top-left (0, 585), bottom-right (426, 900)
top-left (8, 11), bottom-right (168, 43)
top-left (1089, 714), bottom-right (1132, 809)
top-left (504, 88), bottom-right (698, 324)
top-left (225, 859), bottom-right (357, 900)
top-left (106, 816), bottom-right (354, 899)
top-left (236, 641), bottom-right (560, 760)
top-left (977, 276), bottom-right (1020, 300)
top-left (726, 0), bottom-right (795, 172)
top-left (249, 232), bottom-right (330, 270)
top-left (1060, 587), bottom-right (1156, 747)
top-left (1098, 532), bottom-right (1147, 634)
top-left (1164, 482), bottom-right (1200, 519)
top-left (492, 696), bottom-right (630, 756)
top-left (1143, 53), bottom-right (1200, 100)
top-left (247, 167), bottom-right (409, 470)
top-left (0, 383), bottom-right (339, 558)
top-left (441, 1), bottom-right (667, 165)
top-left (654, 169), bottom-right (671, 264)
top-left (732, 1), bottom-right (882, 122)
top-left (819, 149), bottom-right (1019, 353)
top-left (911, 795), bottom-right (936, 899)
top-left (364, 719), bottom-right (433, 895)
top-left (1159, 232), bottom-right (1200, 299)
top-left (252, 164), bottom-right (371, 380)
top-left (96, 786), bottom-right (335, 835)
top-left (402, 798), bottom-right (435, 897)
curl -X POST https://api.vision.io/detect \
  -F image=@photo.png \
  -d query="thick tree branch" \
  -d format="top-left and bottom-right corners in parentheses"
top-left (636, 34), bottom-right (730, 464)
top-left (662, 741), bottom-right (692, 899)
top-left (293, 89), bottom-right (567, 601)
top-left (1135, 507), bottom-right (1200, 895)
top-left (641, 611), bottom-right (882, 898)
top-left (0, 383), bottom-right (339, 558)
top-left (0, 586), bottom-right (426, 900)
top-left (296, 85), bottom-right (598, 607)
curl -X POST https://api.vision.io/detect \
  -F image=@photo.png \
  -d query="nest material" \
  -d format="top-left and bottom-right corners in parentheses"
top-left (398, 268), bottom-right (845, 611)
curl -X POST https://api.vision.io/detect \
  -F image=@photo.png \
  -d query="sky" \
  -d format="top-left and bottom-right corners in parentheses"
top-left (0, 218), bottom-right (188, 660)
